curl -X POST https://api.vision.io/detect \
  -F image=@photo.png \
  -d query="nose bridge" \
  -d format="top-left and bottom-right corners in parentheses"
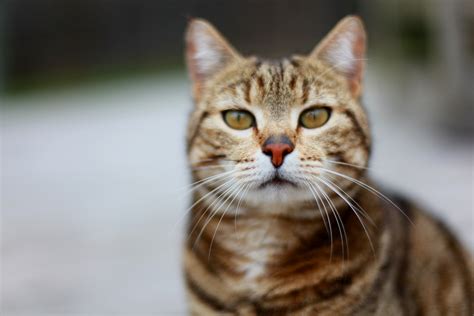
top-left (260, 118), bottom-right (293, 144)
top-left (263, 134), bottom-right (293, 148)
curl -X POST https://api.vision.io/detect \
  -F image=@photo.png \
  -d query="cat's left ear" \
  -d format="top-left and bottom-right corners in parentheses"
top-left (185, 18), bottom-right (242, 97)
top-left (309, 16), bottom-right (366, 97)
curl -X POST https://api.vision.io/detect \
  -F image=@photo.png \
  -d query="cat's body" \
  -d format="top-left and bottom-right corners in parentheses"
top-left (183, 16), bottom-right (472, 315)
top-left (185, 187), bottom-right (470, 315)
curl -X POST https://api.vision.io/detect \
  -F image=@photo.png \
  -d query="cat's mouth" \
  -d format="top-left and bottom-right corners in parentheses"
top-left (259, 174), bottom-right (296, 189)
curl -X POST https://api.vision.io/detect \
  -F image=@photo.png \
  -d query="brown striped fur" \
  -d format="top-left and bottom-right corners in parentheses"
top-left (183, 16), bottom-right (473, 315)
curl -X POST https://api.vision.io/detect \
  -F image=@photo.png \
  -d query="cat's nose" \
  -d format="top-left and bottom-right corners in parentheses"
top-left (262, 135), bottom-right (294, 168)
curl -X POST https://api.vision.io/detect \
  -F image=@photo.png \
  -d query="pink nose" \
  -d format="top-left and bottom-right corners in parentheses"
top-left (262, 136), bottom-right (294, 168)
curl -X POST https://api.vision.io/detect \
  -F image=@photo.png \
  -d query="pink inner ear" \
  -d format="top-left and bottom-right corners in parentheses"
top-left (185, 19), bottom-right (241, 99)
top-left (349, 33), bottom-right (365, 96)
top-left (311, 16), bottom-right (366, 97)
top-left (185, 36), bottom-right (207, 99)
top-left (186, 21), bottom-right (218, 85)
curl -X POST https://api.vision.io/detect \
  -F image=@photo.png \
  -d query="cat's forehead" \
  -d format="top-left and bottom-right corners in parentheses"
top-left (211, 57), bottom-right (341, 116)
top-left (251, 59), bottom-right (298, 113)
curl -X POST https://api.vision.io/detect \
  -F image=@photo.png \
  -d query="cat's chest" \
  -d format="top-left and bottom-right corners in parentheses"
top-left (237, 236), bottom-right (279, 286)
top-left (218, 220), bottom-right (315, 293)
top-left (226, 240), bottom-right (281, 295)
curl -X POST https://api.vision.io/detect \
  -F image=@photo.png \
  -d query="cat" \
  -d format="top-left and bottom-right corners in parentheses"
top-left (182, 15), bottom-right (472, 315)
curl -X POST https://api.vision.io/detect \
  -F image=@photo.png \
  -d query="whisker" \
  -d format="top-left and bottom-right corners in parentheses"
top-left (189, 157), bottom-right (241, 166)
top-left (189, 158), bottom-right (228, 164)
top-left (321, 168), bottom-right (414, 225)
top-left (312, 179), bottom-right (349, 264)
top-left (323, 174), bottom-right (375, 226)
top-left (192, 180), bottom-right (242, 250)
top-left (324, 159), bottom-right (370, 170)
top-left (188, 179), bottom-right (238, 246)
top-left (303, 179), bottom-right (333, 260)
top-left (304, 180), bottom-right (329, 233)
top-left (234, 183), bottom-right (251, 233)
top-left (318, 177), bottom-right (376, 256)
top-left (173, 176), bottom-right (235, 231)
top-left (179, 169), bottom-right (235, 192)
top-left (208, 182), bottom-right (248, 260)
top-left (181, 174), bottom-right (232, 212)
top-left (190, 164), bottom-right (235, 171)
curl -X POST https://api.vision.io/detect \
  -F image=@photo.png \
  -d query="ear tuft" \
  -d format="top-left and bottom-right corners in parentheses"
top-left (310, 16), bottom-right (366, 96)
top-left (185, 19), bottom-right (241, 95)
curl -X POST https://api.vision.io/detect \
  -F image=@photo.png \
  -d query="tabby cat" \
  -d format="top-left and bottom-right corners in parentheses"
top-left (183, 16), bottom-right (472, 315)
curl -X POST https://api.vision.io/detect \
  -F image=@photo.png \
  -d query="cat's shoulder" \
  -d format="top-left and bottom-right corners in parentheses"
top-left (407, 201), bottom-right (469, 261)
top-left (408, 202), bottom-right (472, 312)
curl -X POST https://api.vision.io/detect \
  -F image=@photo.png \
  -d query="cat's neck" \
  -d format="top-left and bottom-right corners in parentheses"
top-left (187, 186), bottom-right (378, 281)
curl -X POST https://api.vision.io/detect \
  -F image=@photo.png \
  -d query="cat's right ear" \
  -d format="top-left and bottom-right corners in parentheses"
top-left (185, 19), bottom-right (241, 98)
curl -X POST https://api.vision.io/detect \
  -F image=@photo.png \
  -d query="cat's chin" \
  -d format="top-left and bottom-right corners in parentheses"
top-left (258, 176), bottom-right (297, 189)
top-left (245, 182), bottom-right (313, 207)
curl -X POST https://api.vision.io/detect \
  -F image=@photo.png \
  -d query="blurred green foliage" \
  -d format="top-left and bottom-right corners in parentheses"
top-left (3, 58), bottom-right (183, 97)
top-left (398, 15), bottom-right (431, 62)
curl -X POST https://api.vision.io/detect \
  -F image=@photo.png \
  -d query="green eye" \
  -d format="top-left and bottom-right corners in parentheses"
top-left (299, 107), bottom-right (331, 129)
top-left (223, 110), bottom-right (255, 130)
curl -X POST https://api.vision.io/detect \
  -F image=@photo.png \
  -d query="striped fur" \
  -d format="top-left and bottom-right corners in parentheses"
top-left (183, 16), bottom-right (472, 315)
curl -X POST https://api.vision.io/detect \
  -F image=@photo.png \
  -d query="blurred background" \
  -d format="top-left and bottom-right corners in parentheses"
top-left (1, 0), bottom-right (473, 315)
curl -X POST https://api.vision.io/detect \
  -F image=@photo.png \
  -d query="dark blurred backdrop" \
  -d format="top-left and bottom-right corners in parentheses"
top-left (3, 0), bottom-right (359, 89)
top-left (3, 0), bottom-right (473, 132)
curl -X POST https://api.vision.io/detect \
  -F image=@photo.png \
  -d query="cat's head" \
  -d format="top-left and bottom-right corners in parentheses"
top-left (185, 16), bottom-right (371, 210)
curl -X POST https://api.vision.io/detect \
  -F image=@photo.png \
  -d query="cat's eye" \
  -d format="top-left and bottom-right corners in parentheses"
top-left (223, 110), bottom-right (255, 130)
top-left (299, 107), bottom-right (331, 129)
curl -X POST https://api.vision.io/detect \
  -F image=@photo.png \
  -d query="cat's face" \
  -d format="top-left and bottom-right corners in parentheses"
top-left (186, 16), bottom-right (370, 210)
